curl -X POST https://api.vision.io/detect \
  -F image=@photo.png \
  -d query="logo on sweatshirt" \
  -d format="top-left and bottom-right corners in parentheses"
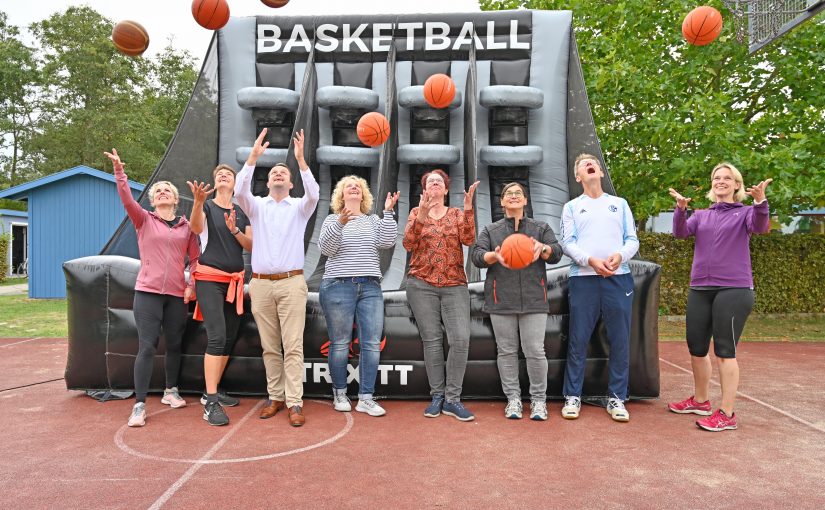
top-left (579, 208), bottom-right (587, 214)
top-left (609, 205), bottom-right (618, 212)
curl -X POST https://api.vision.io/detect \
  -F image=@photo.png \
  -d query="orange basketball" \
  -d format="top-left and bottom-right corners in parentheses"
top-left (261, 0), bottom-right (290, 7)
top-left (192, 0), bottom-right (230, 31)
top-left (500, 233), bottom-right (534, 270)
top-left (111, 20), bottom-right (149, 57)
top-left (357, 112), bottom-right (391, 147)
top-left (423, 74), bottom-right (456, 109)
top-left (682, 6), bottom-right (723, 46)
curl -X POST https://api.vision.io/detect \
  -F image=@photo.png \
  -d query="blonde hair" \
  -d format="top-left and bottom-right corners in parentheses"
top-left (148, 180), bottom-right (179, 213)
top-left (574, 153), bottom-right (601, 171)
top-left (706, 162), bottom-right (746, 202)
top-left (331, 175), bottom-right (373, 215)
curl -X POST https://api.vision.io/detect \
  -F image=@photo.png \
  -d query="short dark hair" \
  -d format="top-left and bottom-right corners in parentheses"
top-left (212, 164), bottom-right (237, 181)
top-left (500, 182), bottom-right (527, 200)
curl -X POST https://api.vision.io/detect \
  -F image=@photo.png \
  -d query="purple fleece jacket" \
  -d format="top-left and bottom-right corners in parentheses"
top-left (673, 201), bottom-right (770, 288)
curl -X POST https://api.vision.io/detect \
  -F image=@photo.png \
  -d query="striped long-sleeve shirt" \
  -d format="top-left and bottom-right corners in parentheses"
top-left (319, 212), bottom-right (397, 278)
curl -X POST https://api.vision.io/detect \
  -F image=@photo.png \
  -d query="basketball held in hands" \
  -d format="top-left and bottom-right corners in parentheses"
top-left (500, 233), bottom-right (534, 270)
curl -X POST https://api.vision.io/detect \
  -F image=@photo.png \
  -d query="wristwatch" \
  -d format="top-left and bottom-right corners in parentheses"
top-left (233, 228), bottom-right (241, 235)
top-left (541, 245), bottom-right (550, 256)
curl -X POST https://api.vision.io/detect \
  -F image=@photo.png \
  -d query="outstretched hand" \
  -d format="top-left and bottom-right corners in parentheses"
top-left (464, 180), bottom-right (480, 210)
top-left (384, 191), bottom-right (400, 211)
top-left (338, 206), bottom-right (356, 225)
top-left (224, 207), bottom-right (237, 232)
top-left (187, 180), bottom-right (215, 204)
top-left (418, 190), bottom-right (437, 217)
top-left (746, 178), bottom-right (773, 203)
top-left (247, 128), bottom-right (270, 166)
top-left (293, 129), bottom-right (306, 166)
top-left (104, 149), bottom-right (125, 175)
top-left (668, 188), bottom-right (692, 210)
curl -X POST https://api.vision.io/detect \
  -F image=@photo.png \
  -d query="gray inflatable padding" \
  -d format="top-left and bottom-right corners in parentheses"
top-left (398, 85), bottom-right (462, 109)
top-left (317, 86), bottom-right (379, 110)
top-left (237, 87), bottom-right (300, 111)
top-left (479, 85), bottom-right (544, 109)
top-left (480, 145), bottom-right (544, 166)
top-left (316, 146), bottom-right (380, 167)
top-left (235, 147), bottom-right (290, 167)
top-left (397, 144), bottom-right (461, 165)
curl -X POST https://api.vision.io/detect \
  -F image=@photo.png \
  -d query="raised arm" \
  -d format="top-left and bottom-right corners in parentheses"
top-left (186, 181), bottom-right (215, 235)
top-left (319, 214), bottom-right (345, 257)
top-left (105, 148), bottom-right (147, 228)
top-left (224, 207), bottom-right (252, 251)
top-left (235, 128), bottom-right (269, 216)
top-left (376, 192), bottom-right (399, 249)
top-left (745, 178), bottom-right (772, 234)
top-left (294, 129), bottom-right (319, 216)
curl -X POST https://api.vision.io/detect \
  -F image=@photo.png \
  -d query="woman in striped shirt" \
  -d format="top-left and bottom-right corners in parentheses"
top-left (319, 176), bottom-right (399, 417)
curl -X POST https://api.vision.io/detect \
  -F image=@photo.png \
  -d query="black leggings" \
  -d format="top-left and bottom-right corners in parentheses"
top-left (133, 291), bottom-right (188, 403)
top-left (686, 288), bottom-right (754, 359)
top-left (195, 280), bottom-right (241, 356)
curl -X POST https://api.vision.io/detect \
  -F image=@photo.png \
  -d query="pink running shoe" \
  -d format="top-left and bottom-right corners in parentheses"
top-left (696, 409), bottom-right (738, 432)
top-left (161, 387), bottom-right (187, 408)
top-left (668, 396), bottom-right (712, 416)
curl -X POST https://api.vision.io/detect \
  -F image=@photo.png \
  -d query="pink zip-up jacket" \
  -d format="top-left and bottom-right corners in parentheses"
top-left (115, 167), bottom-right (198, 298)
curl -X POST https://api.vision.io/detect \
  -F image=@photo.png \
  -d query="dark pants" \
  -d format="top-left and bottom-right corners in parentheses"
top-left (563, 273), bottom-right (634, 400)
top-left (686, 287), bottom-right (754, 359)
top-left (195, 280), bottom-right (241, 356)
top-left (133, 290), bottom-right (187, 403)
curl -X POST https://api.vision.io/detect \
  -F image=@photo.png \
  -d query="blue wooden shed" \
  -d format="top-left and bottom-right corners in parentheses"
top-left (1, 209), bottom-right (29, 277)
top-left (0, 166), bottom-right (144, 298)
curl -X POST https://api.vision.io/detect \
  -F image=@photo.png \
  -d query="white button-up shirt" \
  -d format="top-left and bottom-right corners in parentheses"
top-left (234, 163), bottom-right (319, 274)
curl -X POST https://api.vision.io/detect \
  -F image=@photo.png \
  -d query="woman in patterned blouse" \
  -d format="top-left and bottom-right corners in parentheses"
top-left (403, 169), bottom-right (479, 422)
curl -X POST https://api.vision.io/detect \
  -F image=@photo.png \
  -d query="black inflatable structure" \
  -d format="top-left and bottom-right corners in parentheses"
top-left (65, 10), bottom-right (661, 399)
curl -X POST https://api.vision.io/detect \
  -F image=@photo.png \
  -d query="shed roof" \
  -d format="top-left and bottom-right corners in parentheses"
top-left (0, 166), bottom-right (144, 201)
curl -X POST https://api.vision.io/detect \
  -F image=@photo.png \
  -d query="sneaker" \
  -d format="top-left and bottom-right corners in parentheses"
top-left (333, 392), bottom-right (352, 412)
top-left (442, 400), bottom-right (475, 422)
top-left (504, 399), bottom-right (523, 419)
top-left (607, 398), bottom-right (630, 422)
top-left (424, 394), bottom-right (445, 418)
top-left (668, 395), bottom-right (712, 416)
top-left (203, 401), bottom-right (229, 426)
top-left (128, 403), bottom-right (146, 427)
top-left (530, 400), bottom-right (548, 421)
top-left (696, 409), bottom-right (738, 432)
top-left (200, 391), bottom-right (239, 407)
top-left (161, 387), bottom-right (187, 408)
top-left (355, 398), bottom-right (387, 417)
top-left (561, 396), bottom-right (581, 419)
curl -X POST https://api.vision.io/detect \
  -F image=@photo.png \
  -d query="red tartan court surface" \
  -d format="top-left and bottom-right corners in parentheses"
top-left (1, 337), bottom-right (824, 509)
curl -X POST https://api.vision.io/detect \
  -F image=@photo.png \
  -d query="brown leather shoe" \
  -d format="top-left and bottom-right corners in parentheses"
top-left (259, 399), bottom-right (285, 419)
top-left (288, 405), bottom-right (305, 427)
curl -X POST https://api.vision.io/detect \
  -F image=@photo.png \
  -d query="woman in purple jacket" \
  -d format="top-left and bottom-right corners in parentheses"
top-left (106, 149), bottom-right (200, 428)
top-left (667, 163), bottom-right (772, 432)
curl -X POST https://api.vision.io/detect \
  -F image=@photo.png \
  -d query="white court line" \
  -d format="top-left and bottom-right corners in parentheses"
top-left (0, 337), bottom-right (44, 348)
top-left (660, 357), bottom-right (825, 434)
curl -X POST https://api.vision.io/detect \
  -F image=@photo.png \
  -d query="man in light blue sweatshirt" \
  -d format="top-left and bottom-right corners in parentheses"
top-left (559, 154), bottom-right (639, 422)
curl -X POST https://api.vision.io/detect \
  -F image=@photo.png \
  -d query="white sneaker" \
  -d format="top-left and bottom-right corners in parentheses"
top-left (355, 398), bottom-right (386, 417)
top-left (561, 396), bottom-right (581, 419)
top-left (504, 399), bottom-right (523, 419)
top-left (333, 392), bottom-right (352, 412)
top-left (161, 387), bottom-right (187, 408)
top-left (128, 403), bottom-right (146, 427)
top-left (530, 400), bottom-right (548, 421)
top-left (607, 398), bottom-right (630, 422)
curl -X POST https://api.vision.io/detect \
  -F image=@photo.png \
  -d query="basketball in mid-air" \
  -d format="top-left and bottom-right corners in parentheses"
top-left (423, 74), bottom-right (457, 109)
top-left (357, 112), bottom-right (391, 147)
top-left (192, 0), bottom-right (231, 31)
top-left (261, 0), bottom-right (290, 7)
top-left (682, 6), bottom-right (723, 46)
top-left (500, 233), bottom-right (534, 270)
top-left (111, 20), bottom-right (149, 57)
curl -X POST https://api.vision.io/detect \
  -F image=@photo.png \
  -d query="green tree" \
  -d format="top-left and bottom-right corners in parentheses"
top-left (481, 0), bottom-right (825, 226)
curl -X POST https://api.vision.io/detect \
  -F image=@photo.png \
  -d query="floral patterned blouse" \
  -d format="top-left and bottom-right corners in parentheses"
top-left (403, 207), bottom-right (475, 287)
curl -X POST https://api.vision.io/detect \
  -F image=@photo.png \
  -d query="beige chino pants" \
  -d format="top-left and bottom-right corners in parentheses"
top-left (249, 275), bottom-right (307, 408)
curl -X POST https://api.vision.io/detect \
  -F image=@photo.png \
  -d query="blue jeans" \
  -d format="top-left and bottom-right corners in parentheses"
top-left (563, 273), bottom-right (633, 400)
top-left (319, 277), bottom-right (384, 398)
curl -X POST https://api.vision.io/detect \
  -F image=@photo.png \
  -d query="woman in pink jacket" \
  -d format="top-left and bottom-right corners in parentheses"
top-left (106, 149), bottom-right (200, 428)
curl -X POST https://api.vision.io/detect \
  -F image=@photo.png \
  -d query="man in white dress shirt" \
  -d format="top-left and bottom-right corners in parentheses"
top-left (234, 128), bottom-right (319, 427)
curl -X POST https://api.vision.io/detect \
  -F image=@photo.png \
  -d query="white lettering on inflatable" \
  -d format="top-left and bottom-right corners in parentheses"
top-left (510, 19), bottom-right (530, 49)
top-left (343, 23), bottom-right (370, 52)
top-left (347, 364), bottom-right (358, 383)
top-left (284, 24), bottom-right (312, 52)
top-left (372, 23), bottom-right (394, 52)
top-left (397, 22), bottom-right (423, 51)
top-left (425, 22), bottom-right (451, 51)
top-left (396, 365), bottom-right (413, 385)
top-left (257, 24), bottom-right (282, 53)
top-left (303, 362), bottom-right (413, 385)
top-left (452, 21), bottom-right (483, 50)
top-left (316, 24), bottom-right (339, 52)
top-left (485, 20), bottom-right (507, 50)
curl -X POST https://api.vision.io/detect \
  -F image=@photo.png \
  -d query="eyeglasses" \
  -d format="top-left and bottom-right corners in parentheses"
top-left (426, 177), bottom-right (445, 184)
top-left (503, 191), bottom-right (524, 198)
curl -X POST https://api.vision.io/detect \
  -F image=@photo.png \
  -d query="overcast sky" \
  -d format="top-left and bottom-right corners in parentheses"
top-left (4, 0), bottom-right (483, 61)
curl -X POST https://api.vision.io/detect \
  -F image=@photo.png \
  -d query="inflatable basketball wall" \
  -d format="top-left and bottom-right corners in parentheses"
top-left (65, 10), bottom-right (661, 399)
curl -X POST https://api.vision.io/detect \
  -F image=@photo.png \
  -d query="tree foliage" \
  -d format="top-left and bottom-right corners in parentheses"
top-left (0, 6), bottom-right (197, 188)
top-left (481, 0), bottom-right (825, 226)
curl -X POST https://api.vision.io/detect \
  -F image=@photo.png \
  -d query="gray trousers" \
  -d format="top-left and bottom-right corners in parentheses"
top-left (490, 313), bottom-right (548, 401)
top-left (406, 277), bottom-right (470, 402)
